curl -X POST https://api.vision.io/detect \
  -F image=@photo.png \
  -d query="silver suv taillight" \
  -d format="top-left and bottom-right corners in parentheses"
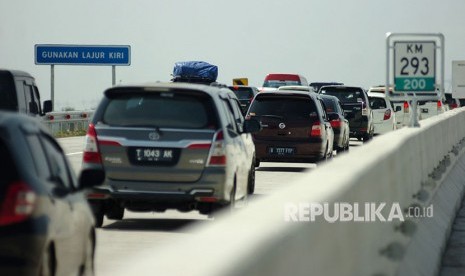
top-left (83, 124), bottom-right (102, 164)
top-left (206, 130), bottom-right (226, 166)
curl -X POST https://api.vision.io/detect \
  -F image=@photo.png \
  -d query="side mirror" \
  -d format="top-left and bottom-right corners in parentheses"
top-left (395, 106), bottom-right (402, 112)
top-left (43, 100), bottom-right (52, 113)
top-left (78, 169), bottom-right (105, 189)
top-left (243, 118), bottom-right (262, 133)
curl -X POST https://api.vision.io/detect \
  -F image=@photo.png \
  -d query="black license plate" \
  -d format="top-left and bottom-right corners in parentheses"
top-left (129, 147), bottom-right (179, 165)
top-left (268, 147), bottom-right (295, 155)
top-left (421, 108), bottom-right (429, 113)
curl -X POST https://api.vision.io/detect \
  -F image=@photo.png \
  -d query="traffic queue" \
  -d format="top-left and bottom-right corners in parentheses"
top-left (0, 61), bottom-right (457, 275)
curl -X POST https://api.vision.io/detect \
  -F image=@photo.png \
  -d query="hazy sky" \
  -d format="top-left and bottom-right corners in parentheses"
top-left (2, 0), bottom-right (465, 110)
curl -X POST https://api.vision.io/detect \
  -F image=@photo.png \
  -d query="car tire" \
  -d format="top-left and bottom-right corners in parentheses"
top-left (89, 201), bottom-right (104, 228)
top-left (40, 245), bottom-right (55, 276)
top-left (229, 182), bottom-right (236, 212)
top-left (255, 159), bottom-right (260, 168)
top-left (105, 203), bottom-right (124, 220)
top-left (363, 132), bottom-right (373, 143)
top-left (247, 163), bottom-right (255, 195)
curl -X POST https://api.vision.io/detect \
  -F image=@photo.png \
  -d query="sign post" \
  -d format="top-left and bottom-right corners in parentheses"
top-left (35, 44), bottom-right (131, 111)
top-left (386, 33), bottom-right (444, 127)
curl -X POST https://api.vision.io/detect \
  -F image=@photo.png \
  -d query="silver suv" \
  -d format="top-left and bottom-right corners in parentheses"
top-left (82, 82), bottom-right (260, 226)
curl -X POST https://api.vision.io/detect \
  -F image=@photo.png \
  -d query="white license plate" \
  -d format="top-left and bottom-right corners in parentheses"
top-left (135, 148), bottom-right (174, 162)
top-left (269, 147), bottom-right (295, 155)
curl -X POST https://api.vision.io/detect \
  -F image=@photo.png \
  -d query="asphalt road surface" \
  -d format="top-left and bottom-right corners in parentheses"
top-left (58, 136), bottom-right (363, 275)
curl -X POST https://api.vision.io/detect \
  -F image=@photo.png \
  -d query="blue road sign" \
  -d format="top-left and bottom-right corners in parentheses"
top-left (35, 44), bottom-right (131, 65)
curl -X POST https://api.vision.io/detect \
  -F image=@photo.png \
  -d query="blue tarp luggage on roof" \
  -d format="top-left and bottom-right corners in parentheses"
top-left (172, 61), bottom-right (218, 81)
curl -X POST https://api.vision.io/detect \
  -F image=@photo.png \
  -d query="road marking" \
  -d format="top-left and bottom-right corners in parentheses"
top-left (66, 152), bottom-right (83, 156)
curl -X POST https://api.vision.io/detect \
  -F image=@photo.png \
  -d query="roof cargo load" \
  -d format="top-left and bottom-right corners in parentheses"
top-left (172, 61), bottom-right (218, 84)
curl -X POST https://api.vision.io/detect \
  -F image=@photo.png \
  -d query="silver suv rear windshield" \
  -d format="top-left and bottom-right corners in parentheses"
top-left (102, 93), bottom-right (219, 129)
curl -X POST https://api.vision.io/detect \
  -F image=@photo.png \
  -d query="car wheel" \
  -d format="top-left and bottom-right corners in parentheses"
top-left (363, 133), bottom-right (372, 143)
top-left (247, 163), bottom-right (255, 195)
top-left (80, 234), bottom-right (95, 276)
top-left (255, 159), bottom-right (260, 168)
top-left (40, 245), bottom-right (55, 276)
top-left (89, 201), bottom-right (104, 228)
top-left (105, 203), bottom-right (124, 220)
top-left (229, 182), bottom-right (236, 212)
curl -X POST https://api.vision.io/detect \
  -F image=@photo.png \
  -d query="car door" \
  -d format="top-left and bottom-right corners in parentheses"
top-left (317, 98), bottom-right (334, 153)
top-left (27, 132), bottom-right (86, 275)
top-left (221, 96), bottom-right (247, 198)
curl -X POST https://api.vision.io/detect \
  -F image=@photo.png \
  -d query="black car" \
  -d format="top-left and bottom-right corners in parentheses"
top-left (0, 111), bottom-right (104, 275)
top-left (319, 85), bottom-right (374, 142)
top-left (320, 95), bottom-right (350, 152)
top-left (228, 85), bottom-right (258, 114)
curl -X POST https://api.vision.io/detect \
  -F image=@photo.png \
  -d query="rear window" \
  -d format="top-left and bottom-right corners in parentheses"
top-left (228, 87), bottom-right (254, 100)
top-left (263, 80), bottom-right (301, 88)
top-left (249, 96), bottom-right (317, 119)
top-left (0, 73), bottom-right (18, 111)
top-left (368, 97), bottom-right (387, 109)
top-left (102, 92), bottom-right (219, 129)
top-left (320, 87), bottom-right (365, 104)
top-left (321, 98), bottom-right (337, 113)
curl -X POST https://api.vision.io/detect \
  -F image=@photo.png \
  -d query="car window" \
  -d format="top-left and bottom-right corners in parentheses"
top-left (263, 80), bottom-right (301, 88)
top-left (230, 99), bottom-right (245, 132)
top-left (103, 92), bottom-right (219, 129)
top-left (25, 84), bottom-right (39, 114)
top-left (40, 134), bottom-right (73, 189)
top-left (229, 87), bottom-right (254, 100)
top-left (317, 99), bottom-right (329, 121)
top-left (26, 134), bottom-right (52, 180)
top-left (369, 97), bottom-right (387, 109)
top-left (249, 96), bottom-right (317, 120)
top-left (0, 74), bottom-right (17, 111)
top-left (320, 87), bottom-right (364, 104)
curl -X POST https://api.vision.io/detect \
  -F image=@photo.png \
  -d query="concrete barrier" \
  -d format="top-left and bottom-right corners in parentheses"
top-left (114, 108), bottom-right (465, 276)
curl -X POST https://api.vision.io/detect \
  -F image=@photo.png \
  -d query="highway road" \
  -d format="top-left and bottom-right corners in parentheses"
top-left (58, 136), bottom-right (363, 275)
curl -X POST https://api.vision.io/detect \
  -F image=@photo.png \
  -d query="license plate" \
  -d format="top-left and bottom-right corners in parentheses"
top-left (130, 147), bottom-right (177, 165)
top-left (421, 108), bottom-right (429, 113)
top-left (268, 147), bottom-right (295, 155)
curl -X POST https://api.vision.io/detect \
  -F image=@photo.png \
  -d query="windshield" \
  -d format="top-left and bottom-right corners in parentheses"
top-left (103, 92), bottom-right (218, 129)
top-left (320, 87), bottom-right (365, 104)
top-left (249, 96), bottom-right (317, 119)
top-left (321, 98), bottom-right (337, 113)
top-left (263, 80), bottom-right (301, 88)
top-left (368, 97), bottom-right (387, 109)
top-left (229, 87), bottom-right (254, 99)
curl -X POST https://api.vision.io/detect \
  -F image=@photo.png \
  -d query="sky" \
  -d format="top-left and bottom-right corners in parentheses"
top-left (1, 0), bottom-right (465, 111)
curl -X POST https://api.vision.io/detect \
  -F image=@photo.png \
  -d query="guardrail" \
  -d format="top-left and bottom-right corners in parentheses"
top-left (114, 108), bottom-right (465, 276)
top-left (41, 110), bottom-right (93, 136)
